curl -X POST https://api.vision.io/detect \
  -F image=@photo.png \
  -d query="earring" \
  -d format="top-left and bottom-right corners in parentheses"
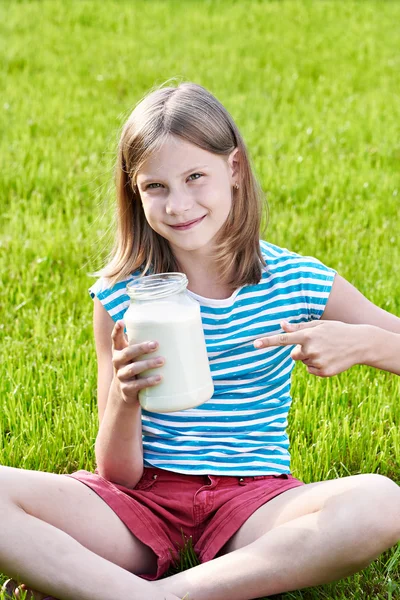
top-left (234, 182), bottom-right (239, 190)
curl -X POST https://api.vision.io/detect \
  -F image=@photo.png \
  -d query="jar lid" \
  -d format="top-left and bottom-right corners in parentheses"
top-left (127, 272), bottom-right (188, 300)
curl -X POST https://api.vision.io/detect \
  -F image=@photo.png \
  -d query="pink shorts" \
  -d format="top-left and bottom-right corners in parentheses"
top-left (68, 467), bottom-right (303, 580)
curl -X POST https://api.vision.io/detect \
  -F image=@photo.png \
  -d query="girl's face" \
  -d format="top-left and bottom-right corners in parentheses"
top-left (136, 136), bottom-right (239, 258)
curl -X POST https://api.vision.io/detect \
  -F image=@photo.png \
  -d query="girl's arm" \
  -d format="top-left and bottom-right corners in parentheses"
top-left (253, 274), bottom-right (400, 377)
top-left (254, 320), bottom-right (400, 377)
top-left (362, 326), bottom-right (400, 374)
top-left (93, 298), bottom-right (144, 488)
top-left (321, 274), bottom-right (400, 333)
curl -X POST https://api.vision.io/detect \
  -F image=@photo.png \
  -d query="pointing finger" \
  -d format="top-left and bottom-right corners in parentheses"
top-left (254, 331), bottom-right (304, 349)
top-left (281, 320), bottom-right (323, 332)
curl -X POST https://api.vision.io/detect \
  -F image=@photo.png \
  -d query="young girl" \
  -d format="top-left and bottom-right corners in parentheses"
top-left (2, 82), bottom-right (400, 600)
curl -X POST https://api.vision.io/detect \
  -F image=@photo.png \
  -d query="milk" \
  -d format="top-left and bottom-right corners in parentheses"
top-left (125, 297), bottom-right (214, 413)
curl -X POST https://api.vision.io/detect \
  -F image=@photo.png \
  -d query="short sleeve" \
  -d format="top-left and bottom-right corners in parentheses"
top-left (292, 255), bottom-right (336, 320)
top-left (259, 240), bottom-right (337, 322)
top-left (89, 276), bottom-right (131, 323)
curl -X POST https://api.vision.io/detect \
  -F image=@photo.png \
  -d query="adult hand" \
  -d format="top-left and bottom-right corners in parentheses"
top-left (111, 320), bottom-right (164, 403)
top-left (253, 320), bottom-right (371, 377)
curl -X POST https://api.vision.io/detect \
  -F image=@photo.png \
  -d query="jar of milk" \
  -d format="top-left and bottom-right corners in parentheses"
top-left (125, 273), bottom-right (214, 413)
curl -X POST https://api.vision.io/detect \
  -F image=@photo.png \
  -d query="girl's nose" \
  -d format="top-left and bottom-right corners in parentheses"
top-left (165, 190), bottom-right (194, 216)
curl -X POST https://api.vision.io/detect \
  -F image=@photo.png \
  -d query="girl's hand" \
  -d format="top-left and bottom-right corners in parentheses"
top-left (254, 320), bottom-right (371, 377)
top-left (111, 320), bottom-right (164, 404)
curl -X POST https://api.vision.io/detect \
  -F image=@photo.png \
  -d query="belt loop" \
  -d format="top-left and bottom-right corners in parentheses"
top-left (207, 475), bottom-right (220, 488)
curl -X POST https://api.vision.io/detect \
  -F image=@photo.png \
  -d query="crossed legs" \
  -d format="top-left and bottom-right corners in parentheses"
top-left (0, 466), bottom-right (180, 600)
top-left (154, 474), bottom-right (400, 600)
top-left (2, 467), bottom-right (400, 600)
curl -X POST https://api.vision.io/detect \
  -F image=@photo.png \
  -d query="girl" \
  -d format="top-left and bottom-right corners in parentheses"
top-left (2, 82), bottom-right (400, 600)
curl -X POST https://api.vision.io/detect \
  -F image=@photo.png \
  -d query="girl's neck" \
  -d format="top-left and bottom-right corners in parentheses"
top-left (175, 253), bottom-right (235, 300)
top-left (188, 279), bottom-right (235, 300)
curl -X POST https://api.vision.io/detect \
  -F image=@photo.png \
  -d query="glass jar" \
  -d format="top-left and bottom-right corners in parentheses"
top-left (125, 273), bottom-right (214, 413)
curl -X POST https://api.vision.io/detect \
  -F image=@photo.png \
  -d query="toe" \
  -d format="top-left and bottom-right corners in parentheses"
top-left (15, 585), bottom-right (48, 600)
top-left (1, 579), bottom-right (19, 599)
top-left (1, 581), bottom-right (55, 600)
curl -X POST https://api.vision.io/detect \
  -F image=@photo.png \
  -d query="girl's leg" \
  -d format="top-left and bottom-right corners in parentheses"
top-left (155, 474), bottom-right (400, 600)
top-left (0, 465), bottom-right (180, 600)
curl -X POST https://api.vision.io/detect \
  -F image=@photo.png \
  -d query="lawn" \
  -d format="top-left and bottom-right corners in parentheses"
top-left (0, 0), bottom-right (399, 598)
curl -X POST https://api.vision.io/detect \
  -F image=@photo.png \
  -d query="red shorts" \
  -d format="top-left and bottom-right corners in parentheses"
top-left (68, 467), bottom-right (303, 580)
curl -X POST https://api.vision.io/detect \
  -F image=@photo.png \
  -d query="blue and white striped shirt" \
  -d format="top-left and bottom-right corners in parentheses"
top-left (90, 241), bottom-right (336, 476)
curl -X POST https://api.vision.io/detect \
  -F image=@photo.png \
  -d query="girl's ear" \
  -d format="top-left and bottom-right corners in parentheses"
top-left (228, 147), bottom-right (240, 180)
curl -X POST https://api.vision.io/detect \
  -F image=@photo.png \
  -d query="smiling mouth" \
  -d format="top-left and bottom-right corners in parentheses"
top-left (169, 216), bottom-right (206, 230)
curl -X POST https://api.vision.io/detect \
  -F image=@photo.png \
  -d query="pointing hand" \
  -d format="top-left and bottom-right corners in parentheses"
top-left (253, 320), bottom-right (370, 377)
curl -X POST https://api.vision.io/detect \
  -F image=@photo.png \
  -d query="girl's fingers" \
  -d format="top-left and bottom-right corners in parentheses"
top-left (307, 365), bottom-right (321, 376)
top-left (254, 331), bottom-right (304, 348)
top-left (254, 320), bottom-right (324, 349)
top-left (119, 374), bottom-right (162, 398)
top-left (111, 320), bottom-right (128, 351)
top-left (281, 320), bottom-right (322, 332)
top-left (118, 357), bottom-right (164, 381)
top-left (290, 344), bottom-right (306, 361)
top-left (112, 340), bottom-right (159, 370)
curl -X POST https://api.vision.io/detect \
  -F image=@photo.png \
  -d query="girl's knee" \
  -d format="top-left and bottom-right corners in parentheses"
top-left (0, 466), bottom-right (51, 511)
top-left (355, 474), bottom-right (400, 549)
top-left (0, 466), bottom-right (17, 498)
top-left (325, 474), bottom-right (400, 564)
top-left (360, 473), bottom-right (400, 506)
top-left (334, 475), bottom-right (400, 572)
top-left (0, 466), bottom-right (23, 511)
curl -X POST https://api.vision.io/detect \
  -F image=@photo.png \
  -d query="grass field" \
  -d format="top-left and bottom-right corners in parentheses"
top-left (1, 0), bottom-right (400, 598)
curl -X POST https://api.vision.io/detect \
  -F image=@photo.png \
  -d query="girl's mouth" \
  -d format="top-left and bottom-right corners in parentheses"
top-left (169, 215), bottom-right (206, 230)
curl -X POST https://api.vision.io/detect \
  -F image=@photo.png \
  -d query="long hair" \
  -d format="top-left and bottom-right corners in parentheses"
top-left (99, 81), bottom-right (268, 287)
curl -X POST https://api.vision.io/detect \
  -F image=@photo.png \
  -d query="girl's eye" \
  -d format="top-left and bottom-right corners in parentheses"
top-left (145, 173), bottom-right (203, 190)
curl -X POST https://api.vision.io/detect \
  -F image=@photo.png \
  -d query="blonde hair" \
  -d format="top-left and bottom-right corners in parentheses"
top-left (100, 81), bottom-right (267, 288)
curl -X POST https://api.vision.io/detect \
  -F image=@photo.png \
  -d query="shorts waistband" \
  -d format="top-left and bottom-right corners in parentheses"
top-left (141, 466), bottom-right (289, 485)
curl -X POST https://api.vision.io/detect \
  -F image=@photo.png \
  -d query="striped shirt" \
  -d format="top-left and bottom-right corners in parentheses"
top-left (90, 241), bottom-right (336, 476)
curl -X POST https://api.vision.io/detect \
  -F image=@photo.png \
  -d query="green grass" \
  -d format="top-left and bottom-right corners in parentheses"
top-left (1, 0), bottom-right (400, 598)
